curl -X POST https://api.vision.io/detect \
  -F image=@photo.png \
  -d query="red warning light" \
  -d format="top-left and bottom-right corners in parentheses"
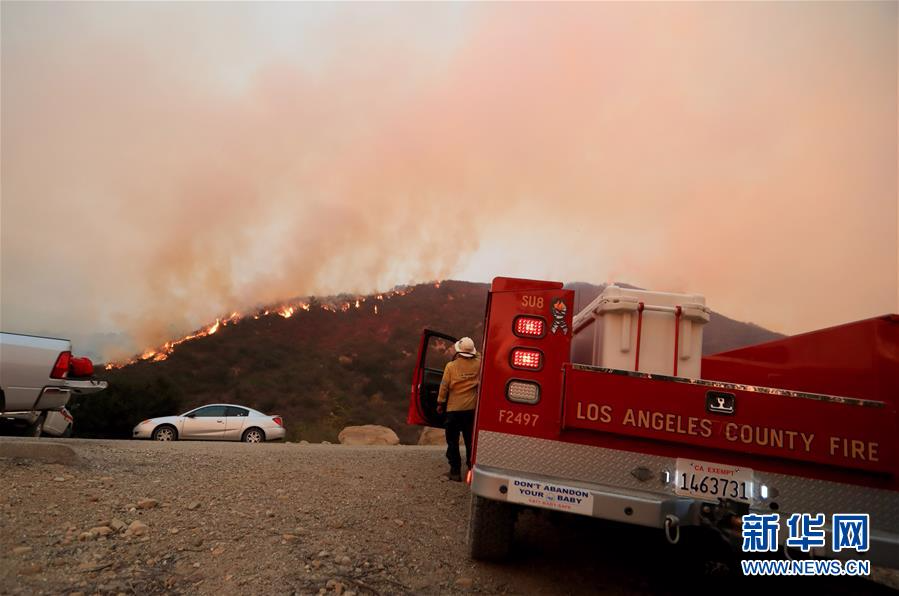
top-left (514, 316), bottom-right (546, 338)
top-left (511, 348), bottom-right (543, 371)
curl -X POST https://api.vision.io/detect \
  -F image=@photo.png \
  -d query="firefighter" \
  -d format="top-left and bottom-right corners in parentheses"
top-left (436, 336), bottom-right (480, 481)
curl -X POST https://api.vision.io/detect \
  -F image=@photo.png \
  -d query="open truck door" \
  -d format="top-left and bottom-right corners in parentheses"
top-left (407, 329), bottom-right (458, 427)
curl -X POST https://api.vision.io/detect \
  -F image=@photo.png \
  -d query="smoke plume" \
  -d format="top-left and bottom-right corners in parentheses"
top-left (2, 2), bottom-right (896, 359)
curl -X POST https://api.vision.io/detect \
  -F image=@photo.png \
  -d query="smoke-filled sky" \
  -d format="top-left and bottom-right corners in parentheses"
top-left (2, 2), bottom-right (897, 359)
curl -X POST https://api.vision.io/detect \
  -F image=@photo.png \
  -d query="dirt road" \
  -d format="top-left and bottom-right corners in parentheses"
top-left (0, 439), bottom-right (895, 595)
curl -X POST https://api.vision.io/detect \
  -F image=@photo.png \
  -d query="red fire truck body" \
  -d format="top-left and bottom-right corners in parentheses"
top-left (408, 277), bottom-right (898, 565)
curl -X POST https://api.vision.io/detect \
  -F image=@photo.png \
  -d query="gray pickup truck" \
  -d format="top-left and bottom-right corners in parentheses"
top-left (0, 332), bottom-right (107, 436)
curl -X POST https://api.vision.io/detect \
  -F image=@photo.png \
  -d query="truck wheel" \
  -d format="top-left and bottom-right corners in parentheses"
top-left (26, 413), bottom-right (46, 438)
top-left (468, 494), bottom-right (516, 561)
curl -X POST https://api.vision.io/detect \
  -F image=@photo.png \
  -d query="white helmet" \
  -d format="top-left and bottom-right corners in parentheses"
top-left (454, 337), bottom-right (477, 358)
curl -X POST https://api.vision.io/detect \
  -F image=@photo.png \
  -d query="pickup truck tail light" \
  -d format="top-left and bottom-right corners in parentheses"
top-left (514, 316), bottom-right (546, 338)
top-left (510, 348), bottom-right (543, 371)
top-left (50, 351), bottom-right (71, 379)
top-left (273, 416), bottom-right (283, 427)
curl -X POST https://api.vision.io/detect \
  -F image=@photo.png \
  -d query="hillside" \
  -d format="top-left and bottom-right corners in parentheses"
top-left (73, 281), bottom-right (783, 443)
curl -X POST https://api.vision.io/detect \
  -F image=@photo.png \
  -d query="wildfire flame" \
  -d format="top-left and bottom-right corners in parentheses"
top-left (104, 285), bottom-right (417, 369)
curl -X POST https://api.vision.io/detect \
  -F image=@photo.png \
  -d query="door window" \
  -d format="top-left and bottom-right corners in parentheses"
top-left (424, 336), bottom-right (455, 371)
top-left (192, 405), bottom-right (227, 417)
top-left (226, 406), bottom-right (249, 417)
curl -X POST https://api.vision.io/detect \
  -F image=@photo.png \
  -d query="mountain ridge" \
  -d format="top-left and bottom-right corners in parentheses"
top-left (74, 280), bottom-right (784, 443)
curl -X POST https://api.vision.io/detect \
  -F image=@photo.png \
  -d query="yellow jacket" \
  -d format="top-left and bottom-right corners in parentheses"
top-left (437, 355), bottom-right (481, 412)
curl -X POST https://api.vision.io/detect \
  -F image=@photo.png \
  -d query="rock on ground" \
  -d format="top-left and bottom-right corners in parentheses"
top-left (337, 425), bottom-right (399, 446)
top-left (418, 427), bottom-right (460, 445)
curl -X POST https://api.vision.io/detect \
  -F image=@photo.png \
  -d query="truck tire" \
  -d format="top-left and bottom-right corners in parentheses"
top-left (26, 413), bottom-right (46, 438)
top-left (467, 494), bottom-right (516, 561)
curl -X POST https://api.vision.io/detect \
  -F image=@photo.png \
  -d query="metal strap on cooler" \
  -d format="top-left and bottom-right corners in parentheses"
top-left (673, 306), bottom-right (682, 376)
top-left (634, 302), bottom-right (644, 371)
top-left (633, 302), bottom-right (685, 374)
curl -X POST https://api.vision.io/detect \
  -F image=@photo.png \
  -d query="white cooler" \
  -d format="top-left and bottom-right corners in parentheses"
top-left (571, 285), bottom-right (711, 379)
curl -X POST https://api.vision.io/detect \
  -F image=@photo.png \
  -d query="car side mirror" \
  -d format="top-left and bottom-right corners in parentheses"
top-left (185, 413), bottom-right (196, 418)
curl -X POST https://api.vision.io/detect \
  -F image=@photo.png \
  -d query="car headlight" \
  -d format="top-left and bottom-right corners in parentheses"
top-left (139, 420), bottom-right (152, 425)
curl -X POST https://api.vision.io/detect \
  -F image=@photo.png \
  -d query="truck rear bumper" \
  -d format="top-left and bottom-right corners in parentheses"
top-left (33, 388), bottom-right (72, 411)
top-left (472, 465), bottom-right (899, 568)
top-left (34, 379), bottom-right (108, 411)
top-left (472, 464), bottom-right (696, 528)
top-left (59, 379), bottom-right (107, 395)
top-left (472, 430), bottom-right (899, 569)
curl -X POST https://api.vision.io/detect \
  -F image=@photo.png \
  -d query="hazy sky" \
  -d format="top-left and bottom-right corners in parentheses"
top-left (2, 2), bottom-right (897, 359)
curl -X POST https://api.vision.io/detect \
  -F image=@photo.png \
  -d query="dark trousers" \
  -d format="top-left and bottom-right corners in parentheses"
top-left (445, 409), bottom-right (475, 473)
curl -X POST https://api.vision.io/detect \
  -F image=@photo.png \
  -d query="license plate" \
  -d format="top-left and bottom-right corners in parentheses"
top-left (674, 458), bottom-right (753, 503)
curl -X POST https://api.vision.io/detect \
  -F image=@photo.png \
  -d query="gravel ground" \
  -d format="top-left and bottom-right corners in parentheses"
top-left (0, 438), bottom-right (896, 595)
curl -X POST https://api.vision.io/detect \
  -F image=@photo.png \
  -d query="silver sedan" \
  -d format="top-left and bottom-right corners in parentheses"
top-left (133, 404), bottom-right (286, 443)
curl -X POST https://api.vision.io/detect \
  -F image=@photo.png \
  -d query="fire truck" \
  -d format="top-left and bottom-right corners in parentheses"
top-left (408, 277), bottom-right (898, 567)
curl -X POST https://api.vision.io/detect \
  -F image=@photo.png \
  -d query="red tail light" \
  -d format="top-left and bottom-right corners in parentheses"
top-left (514, 316), bottom-right (546, 338)
top-left (50, 351), bottom-right (71, 379)
top-left (273, 416), bottom-right (283, 427)
top-left (510, 348), bottom-right (543, 371)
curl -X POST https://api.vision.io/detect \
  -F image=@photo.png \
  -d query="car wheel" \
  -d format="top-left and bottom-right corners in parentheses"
top-left (152, 425), bottom-right (177, 441)
top-left (242, 427), bottom-right (265, 443)
top-left (468, 493), bottom-right (516, 561)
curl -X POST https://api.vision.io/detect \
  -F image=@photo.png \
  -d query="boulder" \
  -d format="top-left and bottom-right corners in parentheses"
top-left (417, 427), bottom-right (446, 445)
top-left (337, 425), bottom-right (399, 446)
top-left (0, 441), bottom-right (80, 465)
top-left (418, 426), bottom-right (460, 445)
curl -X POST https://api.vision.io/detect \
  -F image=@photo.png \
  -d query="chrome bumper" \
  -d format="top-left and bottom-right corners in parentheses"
top-left (33, 388), bottom-right (71, 411)
top-left (473, 430), bottom-right (899, 569)
top-left (472, 464), bottom-right (699, 529)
